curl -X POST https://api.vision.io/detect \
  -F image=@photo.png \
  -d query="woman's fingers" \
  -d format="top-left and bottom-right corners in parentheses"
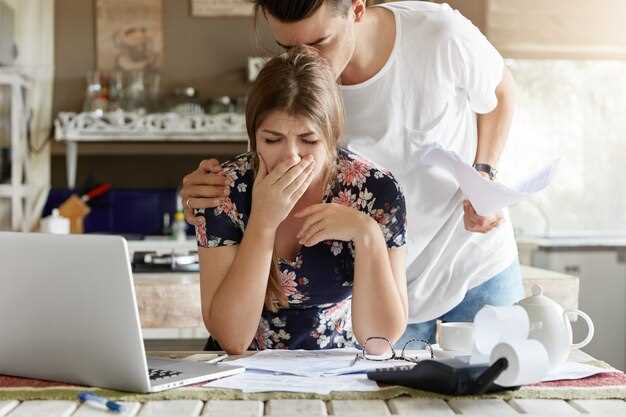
top-left (300, 220), bottom-right (327, 246)
top-left (275, 156), bottom-right (314, 190)
top-left (287, 167), bottom-right (318, 206)
top-left (302, 228), bottom-right (332, 247)
top-left (285, 159), bottom-right (315, 197)
top-left (297, 211), bottom-right (326, 240)
top-left (266, 155), bottom-right (301, 184)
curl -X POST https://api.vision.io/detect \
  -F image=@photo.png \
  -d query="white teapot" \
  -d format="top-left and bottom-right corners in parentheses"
top-left (517, 285), bottom-right (594, 368)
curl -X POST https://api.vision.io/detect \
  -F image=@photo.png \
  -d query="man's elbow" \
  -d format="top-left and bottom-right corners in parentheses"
top-left (497, 67), bottom-right (516, 103)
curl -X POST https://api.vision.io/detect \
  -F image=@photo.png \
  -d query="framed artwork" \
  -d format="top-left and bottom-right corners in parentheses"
top-left (190, 0), bottom-right (254, 17)
top-left (96, 0), bottom-right (164, 72)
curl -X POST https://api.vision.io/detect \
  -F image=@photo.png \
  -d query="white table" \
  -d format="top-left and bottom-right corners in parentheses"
top-left (2, 350), bottom-right (623, 417)
top-left (1, 397), bottom-right (624, 416)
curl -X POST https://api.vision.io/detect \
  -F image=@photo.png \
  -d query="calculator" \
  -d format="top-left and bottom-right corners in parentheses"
top-left (366, 357), bottom-right (517, 395)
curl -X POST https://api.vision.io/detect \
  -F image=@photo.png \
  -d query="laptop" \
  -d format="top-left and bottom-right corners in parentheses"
top-left (0, 232), bottom-right (244, 393)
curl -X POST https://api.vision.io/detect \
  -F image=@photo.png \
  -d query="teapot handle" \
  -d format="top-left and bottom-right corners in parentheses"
top-left (565, 309), bottom-right (595, 350)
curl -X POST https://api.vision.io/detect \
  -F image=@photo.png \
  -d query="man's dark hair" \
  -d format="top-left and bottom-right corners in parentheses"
top-left (254, 0), bottom-right (352, 22)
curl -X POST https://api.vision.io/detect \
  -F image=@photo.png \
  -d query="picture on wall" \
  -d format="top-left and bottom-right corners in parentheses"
top-left (190, 0), bottom-right (254, 17)
top-left (96, 0), bottom-right (164, 72)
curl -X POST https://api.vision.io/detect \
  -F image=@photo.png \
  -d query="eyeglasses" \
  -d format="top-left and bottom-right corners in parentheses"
top-left (351, 337), bottom-right (434, 366)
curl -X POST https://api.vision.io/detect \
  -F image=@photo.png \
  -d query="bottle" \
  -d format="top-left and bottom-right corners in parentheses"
top-left (161, 212), bottom-right (172, 236)
top-left (40, 209), bottom-right (70, 234)
top-left (171, 211), bottom-right (187, 242)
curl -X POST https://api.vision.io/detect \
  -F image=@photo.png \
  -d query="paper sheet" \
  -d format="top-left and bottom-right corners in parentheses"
top-left (447, 353), bottom-right (611, 383)
top-left (204, 370), bottom-right (380, 394)
top-left (208, 357), bottom-right (611, 394)
top-left (418, 143), bottom-right (558, 216)
top-left (544, 361), bottom-right (614, 382)
top-left (225, 349), bottom-right (428, 377)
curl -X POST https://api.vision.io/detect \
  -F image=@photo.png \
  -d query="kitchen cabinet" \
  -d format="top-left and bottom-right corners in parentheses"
top-left (519, 236), bottom-right (626, 371)
top-left (133, 250), bottom-right (580, 349)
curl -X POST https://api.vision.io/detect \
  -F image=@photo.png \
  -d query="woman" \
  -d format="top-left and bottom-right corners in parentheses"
top-left (195, 47), bottom-right (408, 354)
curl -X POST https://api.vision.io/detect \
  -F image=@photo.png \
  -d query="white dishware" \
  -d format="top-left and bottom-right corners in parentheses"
top-left (39, 209), bottom-right (70, 234)
top-left (517, 284), bottom-right (595, 369)
top-left (437, 321), bottom-right (474, 353)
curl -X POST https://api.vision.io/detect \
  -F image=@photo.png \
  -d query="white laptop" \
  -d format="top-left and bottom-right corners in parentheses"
top-left (0, 232), bottom-right (244, 393)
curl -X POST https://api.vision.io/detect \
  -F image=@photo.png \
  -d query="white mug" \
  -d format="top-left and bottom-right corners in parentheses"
top-left (437, 321), bottom-right (474, 353)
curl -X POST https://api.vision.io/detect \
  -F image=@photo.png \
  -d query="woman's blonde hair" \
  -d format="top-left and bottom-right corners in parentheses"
top-left (245, 45), bottom-right (344, 312)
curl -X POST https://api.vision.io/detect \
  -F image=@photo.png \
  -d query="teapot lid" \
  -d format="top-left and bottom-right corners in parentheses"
top-left (517, 284), bottom-right (560, 308)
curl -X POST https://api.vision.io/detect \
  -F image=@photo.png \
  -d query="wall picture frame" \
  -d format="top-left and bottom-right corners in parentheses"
top-left (190, 0), bottom-right (254, 17)
top-left (96, 0), bottom-right (164, 72)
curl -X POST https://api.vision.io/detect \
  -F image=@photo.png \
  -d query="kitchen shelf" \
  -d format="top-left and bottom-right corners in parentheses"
top-left (50, 140), bottom-right (247, 156)
top-left (55, 111), bottom-right (247, 141)
top-left (0, 184), bottom-right (31, 197)
top-left (0, 68), bottom-right (46, 231)
top-left (54, 110), bottom-right (249, 187)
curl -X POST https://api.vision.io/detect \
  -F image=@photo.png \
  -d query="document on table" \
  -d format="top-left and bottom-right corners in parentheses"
top-left (418, 143), bottom-right (558, 216)
top-left (441, 351), bottom-right (614, 383)
top-left (225, 348), bottom-right (428, 377)
top-left (543, 362), bottom-right (616, 382)
top-left (204, 370), bottom-right (380, 394)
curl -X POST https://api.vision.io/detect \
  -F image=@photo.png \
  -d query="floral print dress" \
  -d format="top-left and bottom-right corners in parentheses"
top-left (195, 147), bottom-right (407, 350)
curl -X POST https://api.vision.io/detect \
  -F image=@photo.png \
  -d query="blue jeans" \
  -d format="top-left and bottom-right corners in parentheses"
top-left (395, 261), bottom-right (524, 348)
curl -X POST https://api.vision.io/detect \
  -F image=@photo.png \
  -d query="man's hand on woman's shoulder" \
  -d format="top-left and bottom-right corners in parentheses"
top-left (180, 158), bottom-right (228, 226)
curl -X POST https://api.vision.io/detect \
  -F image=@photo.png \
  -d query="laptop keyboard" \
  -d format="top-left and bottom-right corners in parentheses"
top-left (149, 368), bottom-right (183, 381)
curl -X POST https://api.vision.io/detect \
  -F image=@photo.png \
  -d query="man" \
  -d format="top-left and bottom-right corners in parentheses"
top-left (181, 0), bottom-right (521, 345)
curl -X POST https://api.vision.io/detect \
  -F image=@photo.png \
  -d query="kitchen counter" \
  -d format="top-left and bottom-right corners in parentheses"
top-left (517, 233), bottom-right (626, 250)
top-left (133, 266), bottom-right (580, 330)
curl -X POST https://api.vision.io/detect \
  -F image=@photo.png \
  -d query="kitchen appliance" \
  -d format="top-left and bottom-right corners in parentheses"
top-left (128, 237), bottom-right (199, 273)
top-left (132, 249), bottom-right (199, 273)
top-left (0, 2), bottom-right (18, 66)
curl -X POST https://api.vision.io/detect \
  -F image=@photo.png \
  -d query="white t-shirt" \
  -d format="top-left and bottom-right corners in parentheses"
top-left (340, 1), bottom-right (518, 323)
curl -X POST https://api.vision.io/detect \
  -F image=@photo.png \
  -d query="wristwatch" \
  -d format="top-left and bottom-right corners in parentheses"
top-left (473, 163), bottom-right (498, 180)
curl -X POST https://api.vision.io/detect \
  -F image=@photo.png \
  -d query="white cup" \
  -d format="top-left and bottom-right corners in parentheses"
top-left (437, 321), bottom-right (474, 353)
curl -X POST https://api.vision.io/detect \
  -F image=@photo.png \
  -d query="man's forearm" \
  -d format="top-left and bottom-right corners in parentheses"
top-left (475, 67), bottom-right (516, 167)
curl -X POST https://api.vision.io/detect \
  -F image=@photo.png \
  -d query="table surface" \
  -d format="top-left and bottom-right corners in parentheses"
top-left (1, 351), bottom-right (623, 417)
top-left (1, 397), bottom-right (624, 416)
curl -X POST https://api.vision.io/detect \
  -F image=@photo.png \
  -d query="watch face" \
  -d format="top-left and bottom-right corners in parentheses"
top-left (473, 164), bottom-right (496, 179)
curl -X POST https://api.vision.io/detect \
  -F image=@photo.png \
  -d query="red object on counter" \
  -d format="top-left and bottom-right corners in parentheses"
top-left (81, 183), bottom-right (112, 203)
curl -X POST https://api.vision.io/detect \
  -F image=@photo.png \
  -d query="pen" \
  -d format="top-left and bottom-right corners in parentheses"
top-left (206, 354), bottom-right (228, 364)
top-left (78, 391), bottom-right (125, 413)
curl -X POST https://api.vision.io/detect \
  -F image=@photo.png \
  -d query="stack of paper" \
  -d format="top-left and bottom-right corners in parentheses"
top-left (205, 370), bottom-right (380, 394)
top-left (204, 348), bottom-right (431, 394)
top-left (224, 348), bottom-right (423, 377)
